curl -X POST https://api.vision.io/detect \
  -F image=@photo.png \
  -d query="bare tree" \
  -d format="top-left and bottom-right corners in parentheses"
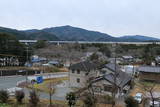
top-left (111, 43), bottom-right (126, 107)
top-left (15, 90), bottom-right (25, 104)
top-left (48, 80), bottom-right (55, 107)
top-left (29, 90), bottom-right (39, 107)
top-left (141, 82), bottom-right (157, 107)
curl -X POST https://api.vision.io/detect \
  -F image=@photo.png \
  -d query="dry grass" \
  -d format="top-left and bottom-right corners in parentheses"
top-left (1, 98), bottom-right (68, 107)
top-left (59, 68), bottom-right (69, 72)
top-left (130, 80), bottom-right (160, 96)
top-left (96, 104), bottom-right (123, 107)
top-left (1, 98), bottom-right (124, 107)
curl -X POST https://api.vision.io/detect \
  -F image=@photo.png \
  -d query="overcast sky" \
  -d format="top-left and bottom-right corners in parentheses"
top-left (0, 0), bottom-right (160, 38)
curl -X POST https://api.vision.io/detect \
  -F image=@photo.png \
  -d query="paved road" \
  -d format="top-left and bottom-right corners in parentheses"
top-left (0, 73), bottom-right (71, 101)
top-left (0, 76), bottom-right (25, 89)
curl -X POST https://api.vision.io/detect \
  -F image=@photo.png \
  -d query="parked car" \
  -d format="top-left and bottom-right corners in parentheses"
top-left (150, 100), bottom-right (160, 107)
top-left (134, 93), bottom-right (143, 103)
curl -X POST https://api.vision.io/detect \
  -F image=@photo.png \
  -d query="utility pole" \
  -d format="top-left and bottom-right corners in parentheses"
top-left (25, 46), bottom-right (29, 83)
top-left (111, 43), bottom-right (117, 107)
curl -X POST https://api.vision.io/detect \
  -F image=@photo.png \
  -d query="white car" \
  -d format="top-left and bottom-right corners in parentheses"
top-left (42, 63), bottom-right (51, 66)
top-left (150, 100), bottom-right (160, 107)
top-left (134, 93), bottom-right (143, 103)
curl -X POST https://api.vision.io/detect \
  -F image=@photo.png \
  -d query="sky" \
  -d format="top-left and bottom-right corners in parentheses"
top-left (0, 0), bottom-right (160, 38)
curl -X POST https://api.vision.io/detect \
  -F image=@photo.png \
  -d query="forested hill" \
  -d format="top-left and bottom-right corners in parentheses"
top-left (0, 26), bottom-right (159, 42)
top-left (0, 27), bottom-right (59, 41)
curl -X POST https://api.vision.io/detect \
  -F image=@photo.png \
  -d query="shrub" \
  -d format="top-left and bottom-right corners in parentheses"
top-left (29, 90), bottom-right (39, 107)
top-left (82, 93), bottom-right (97, 107)
top-left (66, 92), bottom-right (76, 107)
top-left (103, 95), bottom-right (114, 104)
top-left (125, 96), bottom-right (139, 107)
top-left (15, 91), bottom-right (25, 104)
top-left (0, 90), bottom-right (9, 103)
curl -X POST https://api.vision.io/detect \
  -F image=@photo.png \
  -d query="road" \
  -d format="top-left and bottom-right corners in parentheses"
top-left (0, 73), bottom-right (71, 101)
top-left (0, 76), bottom-right (25, 89)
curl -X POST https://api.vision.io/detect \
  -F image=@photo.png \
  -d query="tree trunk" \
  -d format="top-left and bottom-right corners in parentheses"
top-left (49, 92), bottom-right (52, 106)
top-left (150, 91), bottom-right (154, 107)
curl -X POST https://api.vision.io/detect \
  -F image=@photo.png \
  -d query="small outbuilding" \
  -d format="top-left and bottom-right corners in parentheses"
top-left (139, 66), bottom-right (160, 82)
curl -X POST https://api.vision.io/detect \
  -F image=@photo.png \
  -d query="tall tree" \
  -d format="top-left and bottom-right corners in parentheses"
top-left (142, 44), bottom-right (155, 65)
top-left (33, 40), bottom-right (47, 49)
top-left (141, 82), bottom-right (156, 107)
top-left (98, 45), bottom-right (111, 57)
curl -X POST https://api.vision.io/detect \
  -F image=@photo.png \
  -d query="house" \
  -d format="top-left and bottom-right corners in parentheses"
top-left (139, 66), bottom-right (160, 82)
top-left (121, 65), bottom-right (138, 76)
top-left (100, 63), bottom-right (121, 75)
top-left (91, 71), bottom-right (132, 97)
top-left (0, 57), bottom-right (20, 67)
top-left (122, 56), bottom-right (133, 63)
top-left (155, 56), bottom-right (160, 65)
top-left (31, 55), bottom-right (47, 66)
top-left (69, 61), bottom-right (98, 88)
top-left (108, 58), bottom-right (123, 64)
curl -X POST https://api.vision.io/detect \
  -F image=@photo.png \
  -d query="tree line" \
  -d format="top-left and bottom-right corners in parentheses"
top-left (0, 33), bottom-right (32, 66)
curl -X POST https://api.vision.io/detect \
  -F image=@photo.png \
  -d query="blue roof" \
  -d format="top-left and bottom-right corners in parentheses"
top-left (31, 59), bottom-right (40, 63)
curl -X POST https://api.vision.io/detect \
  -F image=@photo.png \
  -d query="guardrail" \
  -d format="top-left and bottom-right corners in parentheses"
top-left (27, 72), bottom-right (68, 81)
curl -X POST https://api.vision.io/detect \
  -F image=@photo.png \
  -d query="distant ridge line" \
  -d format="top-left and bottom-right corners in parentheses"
top-left (19, 40), bottom-right (160, 45)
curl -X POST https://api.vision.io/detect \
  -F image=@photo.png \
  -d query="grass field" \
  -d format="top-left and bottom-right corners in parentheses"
top-left (27, 77), bottom-right (69, 93)
top-left (0, 103), bottom-right (10, 107)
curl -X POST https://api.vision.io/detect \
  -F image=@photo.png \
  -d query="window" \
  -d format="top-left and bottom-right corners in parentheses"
top-left (77, 78), bottom-right (80, 83)
top-left (93, 86), bottom-right (101, 92)
top-left (104, 85), bottom-right (112, 92)
top-left (72, 69), bottom-right (75, 73)
top-left (77, 69), bottom-right (80, 74)
top-left (85, 72), bottom-right (89, 76)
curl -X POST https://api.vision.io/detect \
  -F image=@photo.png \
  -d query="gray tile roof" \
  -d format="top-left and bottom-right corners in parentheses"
top-left (69, 60), bottom-right (97, 71)
top-left (93, 71), bottom-right (132, 88)
top-left (103, 63), bottom-right (121, 72)
top-left (138, 66), bottom-right (160, 73)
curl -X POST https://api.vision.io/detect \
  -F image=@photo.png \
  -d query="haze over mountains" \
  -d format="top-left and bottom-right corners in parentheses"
top-left (0, 25), bottom-right (159, 42)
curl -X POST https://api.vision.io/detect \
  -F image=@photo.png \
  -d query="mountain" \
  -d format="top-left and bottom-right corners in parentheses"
top-left (0, 25), bottom-right (159, 42)
top-left (42, 25), bottom-right (116, 41)
top-left (26, 31), bottom-right (59, 41)
top-left (0, 27), bottom-right (59, 41)
top-left (0, 27), bottom-right (28, 39)
top-left (119, 35), bottom-right (160, 42)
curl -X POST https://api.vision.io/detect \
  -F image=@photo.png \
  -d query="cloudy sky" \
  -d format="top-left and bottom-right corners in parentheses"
top-left (0, 0), bottom-right (160, 38)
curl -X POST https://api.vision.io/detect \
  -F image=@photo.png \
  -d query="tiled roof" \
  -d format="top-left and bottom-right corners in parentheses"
top-left (139, 66), bottom-right (160, 73)
top-left (69, 60), bottom-right (97, 71)
top-left (103, 63), bottom-right (121, 72)
top-left (93, 71), bottom-right (132, 88)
